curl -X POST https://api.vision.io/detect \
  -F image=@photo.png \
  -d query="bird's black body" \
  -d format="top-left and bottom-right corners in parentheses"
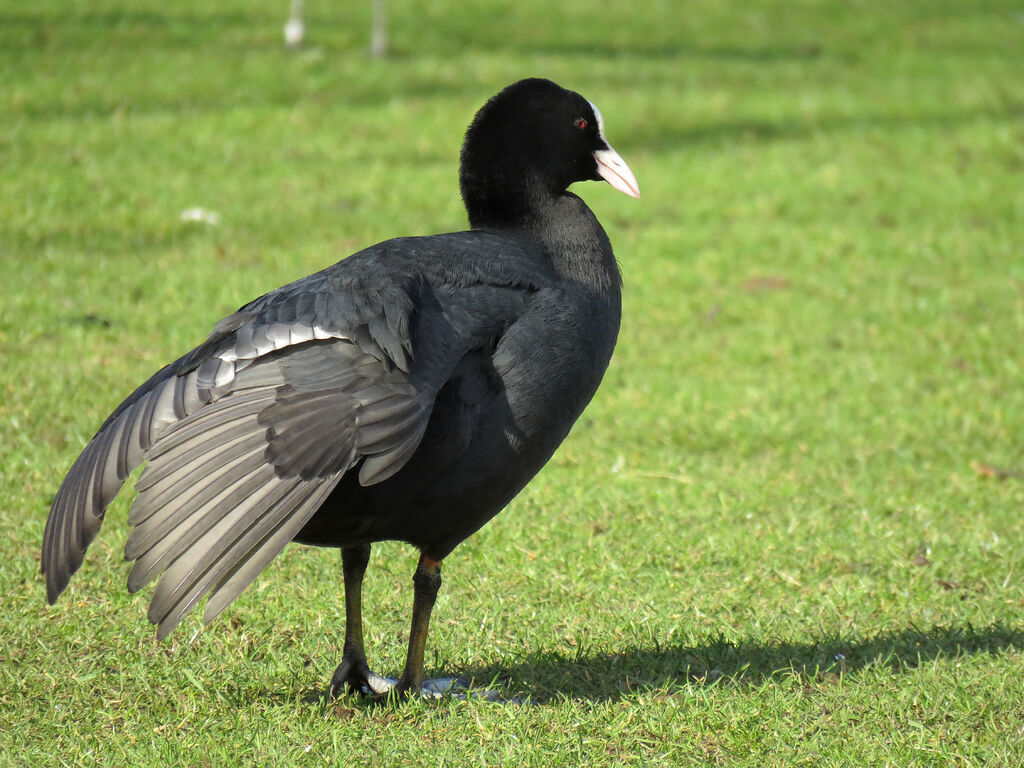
top-left (41, 78), bottom-right (638, 696)
top-left (298, 215), bottom-right (621, 559)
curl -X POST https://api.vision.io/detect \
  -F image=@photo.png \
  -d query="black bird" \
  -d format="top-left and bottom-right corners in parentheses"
top-left (41, 78), bottom-right (639, 697)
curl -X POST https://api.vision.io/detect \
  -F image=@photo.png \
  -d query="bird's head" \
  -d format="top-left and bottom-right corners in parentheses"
top-left (460, 78), bottom-right (639, 228)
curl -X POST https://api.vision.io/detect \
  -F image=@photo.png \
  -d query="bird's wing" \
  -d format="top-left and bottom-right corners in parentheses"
top-left (42, 254), bottom-right (536, 638)
top-left (126, 340), bottom-right (431, 640)
top-left (41, 263), bottom-right (426, 629)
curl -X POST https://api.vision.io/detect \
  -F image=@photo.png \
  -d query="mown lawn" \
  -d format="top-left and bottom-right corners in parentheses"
top-left (2, 0), bottom-right (1024, 765)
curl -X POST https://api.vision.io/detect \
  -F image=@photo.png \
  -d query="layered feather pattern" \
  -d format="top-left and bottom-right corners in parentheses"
top-left (42, 289), bottom-right (431, 635)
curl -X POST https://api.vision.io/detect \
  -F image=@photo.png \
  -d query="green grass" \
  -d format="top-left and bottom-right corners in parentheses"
top-left (3, 0), bottom-right (1024, 764)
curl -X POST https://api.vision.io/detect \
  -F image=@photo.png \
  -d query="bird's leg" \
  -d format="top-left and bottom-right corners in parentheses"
top-left (394, 553), bottom-right (443, 695)
top-left (330, 545), bottom-right (390, 697)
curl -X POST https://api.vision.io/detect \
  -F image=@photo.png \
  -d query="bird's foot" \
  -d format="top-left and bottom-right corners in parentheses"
top-left (330, 667), bottom-right (501, 702)
top-left (376, 676), bottom-right (501, 701)
top-left (329, 656), bottom-right (393, 698)
top-left (416, 676), bottom-right (502, 701)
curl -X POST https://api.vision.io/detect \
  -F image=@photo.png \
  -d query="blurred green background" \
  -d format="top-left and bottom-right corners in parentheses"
top-left (2, 1), bottom-right (1023, 765)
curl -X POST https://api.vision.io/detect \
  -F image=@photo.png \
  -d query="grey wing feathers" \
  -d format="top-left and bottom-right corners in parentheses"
top-left (265, 343), bottom-right (430, 485)
top-left (124, 341), bottom-right (431, 639)
top-left (41, 370), bottom-right (205, 604)
top-left (42, 330), bottom-right (433, 639)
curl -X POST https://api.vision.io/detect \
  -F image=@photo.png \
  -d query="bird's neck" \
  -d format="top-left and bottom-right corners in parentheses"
top-left (464, 178), bottom-right (621, 293)
top-left (529, 193), bottom-right (622, 294)
top-left (461, 168), bottom-right (550, 232)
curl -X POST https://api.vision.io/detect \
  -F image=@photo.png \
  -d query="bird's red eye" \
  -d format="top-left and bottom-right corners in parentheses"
top-left (574, 117), bottom-right (587, 130)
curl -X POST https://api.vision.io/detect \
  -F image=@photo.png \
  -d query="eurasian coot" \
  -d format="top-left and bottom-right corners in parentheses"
top-left (42, 78), bottom-right (639, 697)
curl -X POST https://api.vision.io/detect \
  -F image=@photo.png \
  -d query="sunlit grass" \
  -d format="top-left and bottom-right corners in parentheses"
top-left (2, 0), bottom-right (1024, 765)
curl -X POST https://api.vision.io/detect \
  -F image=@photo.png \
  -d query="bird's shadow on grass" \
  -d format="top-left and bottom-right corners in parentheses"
top-left (452, 622), bottom-right (1023, 704)
top-left (286, 622), bottom-right (1022, 708)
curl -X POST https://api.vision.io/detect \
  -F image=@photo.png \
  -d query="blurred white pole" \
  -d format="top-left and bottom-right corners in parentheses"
top-left (284, 1), bottom-right (387, 55)
top-left (284, 0), bottom-right (305, 47)
top-left (371, 0), bottom-right (388, 57)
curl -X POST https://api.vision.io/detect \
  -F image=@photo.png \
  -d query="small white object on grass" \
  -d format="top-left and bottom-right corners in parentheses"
top-left (180, 207), bottom-right (220, 226)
